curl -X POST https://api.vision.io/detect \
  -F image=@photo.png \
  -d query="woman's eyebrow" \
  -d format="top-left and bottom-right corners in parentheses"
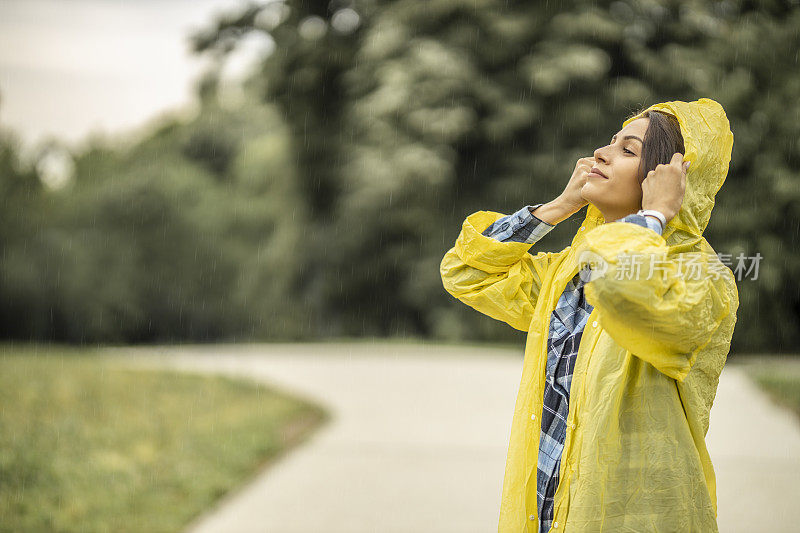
top-left (611, 134), bottom-right (644, 144)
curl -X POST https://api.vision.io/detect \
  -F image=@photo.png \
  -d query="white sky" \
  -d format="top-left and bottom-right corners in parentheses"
top-left (0, 0), bottom-right (272, 154)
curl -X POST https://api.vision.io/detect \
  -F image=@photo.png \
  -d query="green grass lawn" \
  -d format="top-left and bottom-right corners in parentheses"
top-left (0, 343), bottom-right (330, 533)
top-left (733, 354), bottom-right (800, 421)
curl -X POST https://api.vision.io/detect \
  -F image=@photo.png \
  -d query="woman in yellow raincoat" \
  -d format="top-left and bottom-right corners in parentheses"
top-left (440, 98), bottom-right (738, 532)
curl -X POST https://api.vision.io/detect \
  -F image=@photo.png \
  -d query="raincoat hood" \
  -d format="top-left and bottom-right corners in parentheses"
top-left (574, 97), bottom-right (734, 250)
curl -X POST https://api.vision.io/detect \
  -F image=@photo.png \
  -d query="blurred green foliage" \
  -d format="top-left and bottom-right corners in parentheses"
top-left (1, 0), bottom-right (798, 351)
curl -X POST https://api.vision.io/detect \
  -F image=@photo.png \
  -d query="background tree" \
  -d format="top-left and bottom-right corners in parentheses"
top-left (1, 0), bottom-right (798, 351)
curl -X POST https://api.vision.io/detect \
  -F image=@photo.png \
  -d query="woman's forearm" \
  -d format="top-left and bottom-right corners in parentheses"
top-left (530, 197), bottom-right (580, 225)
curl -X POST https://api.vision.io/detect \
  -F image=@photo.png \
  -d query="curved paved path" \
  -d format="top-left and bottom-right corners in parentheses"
top-left (101, 342), bottom-right (800, 533)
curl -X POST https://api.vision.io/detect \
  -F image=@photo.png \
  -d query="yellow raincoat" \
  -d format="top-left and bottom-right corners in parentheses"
top-left (440, 98), bottom-right (739, 532)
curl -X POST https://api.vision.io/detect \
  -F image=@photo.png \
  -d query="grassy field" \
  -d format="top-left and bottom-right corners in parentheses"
top-left (733, 354), bottom-right (800, 421)
top-left (0, 343), bottom-right (330, 533)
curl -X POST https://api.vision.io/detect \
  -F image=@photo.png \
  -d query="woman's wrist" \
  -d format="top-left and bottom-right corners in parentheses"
top-left (640, 204), bottom-right (674, 224)
top-left (642, 213), bottom-right (664, 231)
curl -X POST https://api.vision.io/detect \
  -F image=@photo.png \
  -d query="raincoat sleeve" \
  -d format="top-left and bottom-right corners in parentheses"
top-left (575, 222), bottom-right (736, 382)
top-left (440, 206), bottom-right (559, 332)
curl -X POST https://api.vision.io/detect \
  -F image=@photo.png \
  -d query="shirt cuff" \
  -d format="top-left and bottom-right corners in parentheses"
top-left (480, 203), bottom-right (556, 243)
top-left (614, 213), bottom-right (663, 235)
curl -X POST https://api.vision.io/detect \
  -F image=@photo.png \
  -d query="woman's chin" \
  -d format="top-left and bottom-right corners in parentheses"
top-left (580, 183), bottom-right (599, 205)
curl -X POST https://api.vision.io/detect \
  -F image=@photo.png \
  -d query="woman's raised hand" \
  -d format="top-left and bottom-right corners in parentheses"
top-left (557, 156), bottom-right (594, 213)
top-left (531, 156), bottom-right (595, 226)
top-left (641, 152), bottom-right (690, 223)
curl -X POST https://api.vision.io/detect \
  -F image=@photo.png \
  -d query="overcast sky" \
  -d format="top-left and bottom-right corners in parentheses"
top-left (0, 0), bottom-right (270, 154)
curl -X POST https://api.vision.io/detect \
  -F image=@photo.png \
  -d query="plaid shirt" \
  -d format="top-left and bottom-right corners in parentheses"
top-left (481, 204), bottom-right (662, 533)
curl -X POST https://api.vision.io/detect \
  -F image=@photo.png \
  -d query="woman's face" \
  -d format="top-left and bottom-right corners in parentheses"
top-left (581, 117), bottom-right (650, 222)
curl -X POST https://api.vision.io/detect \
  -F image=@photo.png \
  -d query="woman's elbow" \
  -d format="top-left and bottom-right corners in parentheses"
top-left (440, 248), bottom-right (463, 296)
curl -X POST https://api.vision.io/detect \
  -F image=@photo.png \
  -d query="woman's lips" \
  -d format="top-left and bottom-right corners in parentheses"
top-left (588, 170), bottom-right (609, 179)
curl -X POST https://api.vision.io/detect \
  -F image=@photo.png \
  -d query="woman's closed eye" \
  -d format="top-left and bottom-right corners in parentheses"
top-left (607, 140), bottom-right (637, 155)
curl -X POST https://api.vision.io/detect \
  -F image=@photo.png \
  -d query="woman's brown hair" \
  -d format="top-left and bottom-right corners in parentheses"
top-left (629, 109), bottom-right (686, 183)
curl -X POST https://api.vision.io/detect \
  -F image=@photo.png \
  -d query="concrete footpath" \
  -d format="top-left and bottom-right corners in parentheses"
top-left (102, 342), bottom-right (800, 533)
